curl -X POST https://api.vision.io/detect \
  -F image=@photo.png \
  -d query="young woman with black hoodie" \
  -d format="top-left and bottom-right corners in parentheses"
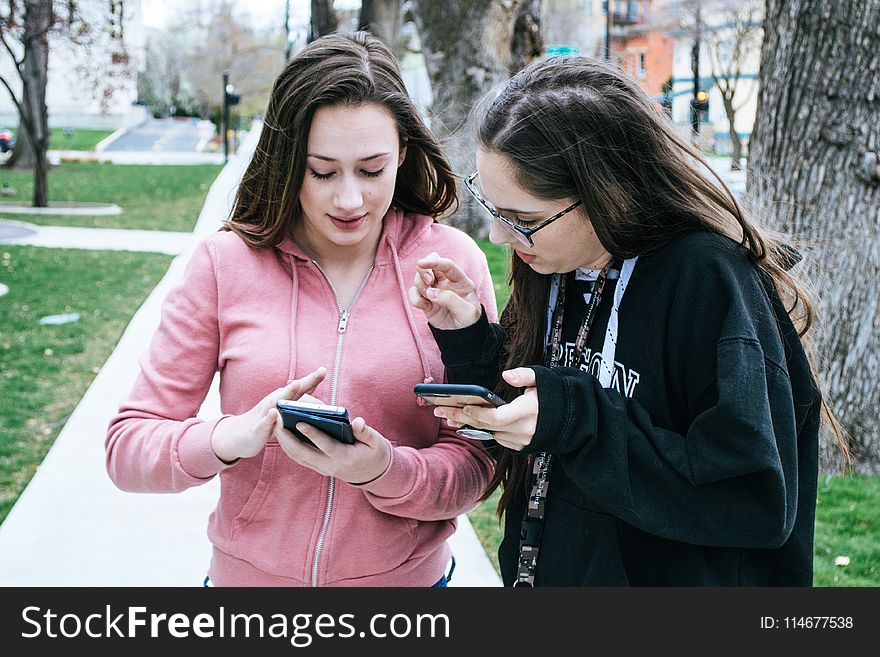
top-left (409, 56), bottom-right (848, 586)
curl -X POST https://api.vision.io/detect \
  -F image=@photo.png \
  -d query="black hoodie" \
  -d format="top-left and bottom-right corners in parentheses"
top-left (431, 230), bottom-right (820, 586)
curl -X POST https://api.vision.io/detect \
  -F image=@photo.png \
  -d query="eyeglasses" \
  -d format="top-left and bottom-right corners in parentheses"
top-left (464, 170), bottom-right (583, 247)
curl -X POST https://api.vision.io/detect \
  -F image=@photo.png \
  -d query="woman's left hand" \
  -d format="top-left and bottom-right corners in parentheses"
top-left (433, 368), bottom-right (539, 452)
top-left (274, 414), bottom-right (393, 484)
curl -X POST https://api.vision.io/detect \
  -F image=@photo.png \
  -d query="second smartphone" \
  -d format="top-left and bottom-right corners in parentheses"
top-left (413, 383), bottom-right (508, 441)
top-left (276, 399), bottom-right (355, 445)
top-left (413, 383), bottom-right (507, 408)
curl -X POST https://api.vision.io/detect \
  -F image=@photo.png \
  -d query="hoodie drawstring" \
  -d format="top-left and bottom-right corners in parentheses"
top-left (286, 253), bottom-right (300, 384)
top-left (387, 238), bottom-right (435, 406)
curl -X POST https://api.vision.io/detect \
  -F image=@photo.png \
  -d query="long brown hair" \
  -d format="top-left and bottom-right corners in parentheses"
top-left (476, 56), bottom-right (849, 513)
top-left (225, 31), bottom-right (458, 247)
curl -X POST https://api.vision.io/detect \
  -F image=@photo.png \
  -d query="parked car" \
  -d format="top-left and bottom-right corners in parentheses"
top-left (0, 127), bottom-right (14, 152)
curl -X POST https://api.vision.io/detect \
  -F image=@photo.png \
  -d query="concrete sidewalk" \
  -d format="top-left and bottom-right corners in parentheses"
top-left (0, 124), bottom-right (502, 587)
top-left (0, 220), bottom-right (193, 256)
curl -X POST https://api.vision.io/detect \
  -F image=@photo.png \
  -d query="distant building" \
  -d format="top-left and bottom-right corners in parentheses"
top-left (608, 0), bottom-right (674, 102)
top-left (542, 1), bottom-right (674, 103)
top-left (669, 3), bottom-right (762, 154)
top-left (0, 0), bottom-right (147, 133)
top-left (543, 0), bottom-right (761, 155)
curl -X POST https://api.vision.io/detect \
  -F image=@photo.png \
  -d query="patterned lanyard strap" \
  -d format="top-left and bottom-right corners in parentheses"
top-left (515, 259), bottom-right (616, 587)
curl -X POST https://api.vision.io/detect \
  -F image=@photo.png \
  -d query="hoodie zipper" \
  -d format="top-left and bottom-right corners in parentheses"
top-left (308, 260), bottom-right (373, 587)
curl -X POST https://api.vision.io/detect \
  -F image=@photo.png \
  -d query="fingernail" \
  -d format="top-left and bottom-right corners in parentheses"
top-left (421, 271), bottom-right (433, 284)
top-left (433, 409), bottom-right (446, 418)
top-left (426, 288), bottom-right (438, 299)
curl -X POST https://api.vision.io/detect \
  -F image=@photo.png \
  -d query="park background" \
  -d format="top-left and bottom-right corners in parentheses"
top-left (0, 0), bottom-right (877, 586)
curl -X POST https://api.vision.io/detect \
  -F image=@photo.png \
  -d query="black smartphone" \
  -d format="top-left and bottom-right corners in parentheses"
top-left (413, 383), bottom-right (507, 408)
top-left (276, 399), bottom-right (355, 445)
top-left (413, 384), bottom-right (507, 441)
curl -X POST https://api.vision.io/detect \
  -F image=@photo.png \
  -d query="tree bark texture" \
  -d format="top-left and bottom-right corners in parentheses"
top-left (310, 0), bottom-right (338, 42)
top-left (6, 0), bottom-right (52, 207)
top-left (359, 0), bottom-right (403, 53)
top-left (747, 0), bottom-right (880, 472)
top-left (511, 0), bottom-right (543, 73)
top-left (412, 0), bottom-right (526, 236)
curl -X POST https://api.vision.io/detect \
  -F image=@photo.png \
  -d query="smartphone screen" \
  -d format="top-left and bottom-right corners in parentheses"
top-left (413, 383), bottom-right (507, 408)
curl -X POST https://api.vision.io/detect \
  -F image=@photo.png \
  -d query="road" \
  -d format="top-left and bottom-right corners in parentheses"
top-left (104, 117), bottom-right (215, 153)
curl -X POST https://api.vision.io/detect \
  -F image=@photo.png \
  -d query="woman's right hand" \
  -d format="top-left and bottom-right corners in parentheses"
top-left (210, 367), bottom-right (326, 463)
top-left (409, 252), bottom-right (482, 330)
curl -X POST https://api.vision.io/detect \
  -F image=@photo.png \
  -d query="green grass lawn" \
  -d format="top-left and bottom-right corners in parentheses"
top-left (468, 477), bottom-right (880, 586)
top-left (0, 162), bottom-right (222, 232)
top-left (0, 246), bottom-right (172, 524)
top-left (466, 238), bottom-right (879, 586)
top-left (49, 128), bottom-right (114, 151)
top-left (813, 474), bottom-right (880, 586)
top-left (477, 238), bottom-right (510, 311)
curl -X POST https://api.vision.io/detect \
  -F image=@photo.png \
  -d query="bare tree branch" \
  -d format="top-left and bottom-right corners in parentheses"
top-left (0, 72), bottom-right (28, 130)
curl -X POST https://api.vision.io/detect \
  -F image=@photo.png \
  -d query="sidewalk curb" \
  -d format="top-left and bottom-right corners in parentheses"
top-left (95, 115), bottom-right (149, 152)
top-left (95, 125), bottom-right (129, 152)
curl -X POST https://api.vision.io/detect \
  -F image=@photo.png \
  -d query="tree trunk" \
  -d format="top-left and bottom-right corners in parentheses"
top-left (7, 115), bottom-right (37, 169)
top-left (729, 133), bottom-right (742, 171)
top-left (511, 0), bottom-right (543, 73)
top-left (6, 1), bottom-right (53, 209)
top-left (6, 0), bottom-right (52, 207)
top-left (747, 0), bottom-right (880, 473)
top-left (412, 0), bottom-right (525, 237)
top-left (721, 94), bottom-right (742, 171)
top-left (359, 0), bottom-right (403, 53)
top-left (310, 0), bottom-right (338, 42)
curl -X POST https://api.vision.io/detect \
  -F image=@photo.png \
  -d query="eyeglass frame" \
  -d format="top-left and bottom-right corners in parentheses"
top-left (464, 170), bottom-right (583, 247)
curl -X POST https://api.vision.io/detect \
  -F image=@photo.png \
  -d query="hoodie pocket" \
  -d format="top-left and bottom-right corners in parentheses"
top-left (216, 442), bottom-right (420, 583)
top-left (229, 444), bottom-right (279, 540)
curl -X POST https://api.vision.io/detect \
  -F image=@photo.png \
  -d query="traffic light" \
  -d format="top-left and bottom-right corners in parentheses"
top-left (691, 90), bottom-right (709, 117)
top-left (225, 85), bottom-right (240, 107)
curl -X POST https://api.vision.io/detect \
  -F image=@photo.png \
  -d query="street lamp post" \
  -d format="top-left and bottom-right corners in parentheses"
top-left (605, 0), bottom-right (613, 61)
top-left (284, 0), bottom-right (292, 62)
top-left (691, 3), bottom-right (703, 140)
top-left (222, 71), bottom-right (229, 163)
top-left (222, 72), bottom-right (241, 163)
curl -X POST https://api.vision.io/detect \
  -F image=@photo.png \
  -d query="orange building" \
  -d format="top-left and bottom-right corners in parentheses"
top-left (608, 0), bottom-right (674, 103)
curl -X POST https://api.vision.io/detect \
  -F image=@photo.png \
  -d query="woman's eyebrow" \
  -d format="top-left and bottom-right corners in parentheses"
top-left (306, 152), bottom-right (391, 162)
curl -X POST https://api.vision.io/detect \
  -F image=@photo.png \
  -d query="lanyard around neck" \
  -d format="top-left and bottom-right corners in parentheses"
top-left (515, 259), bottom-right (617, 586)
top-left (546, 260), bottom-right (613, 369)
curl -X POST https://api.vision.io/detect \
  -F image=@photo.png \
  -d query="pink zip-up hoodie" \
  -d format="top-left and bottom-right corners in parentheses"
top-left (106, 208), bottom-right (498, 586)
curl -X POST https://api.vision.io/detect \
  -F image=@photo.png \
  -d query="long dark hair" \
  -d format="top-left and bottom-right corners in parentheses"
top-left (225, 31), bottom-right (458, 247)
top-left (476, 56), bottom-right (848, 513)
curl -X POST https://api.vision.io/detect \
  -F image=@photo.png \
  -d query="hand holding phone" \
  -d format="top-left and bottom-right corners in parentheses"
top-left (276, 399), bottom-right (355, 445)
top-left (413, 383), bottom-right (507, 440)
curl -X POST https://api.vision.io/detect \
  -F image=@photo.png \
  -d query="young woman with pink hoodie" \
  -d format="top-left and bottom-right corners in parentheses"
top-left (105, 32), bottom-right (496, 587)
